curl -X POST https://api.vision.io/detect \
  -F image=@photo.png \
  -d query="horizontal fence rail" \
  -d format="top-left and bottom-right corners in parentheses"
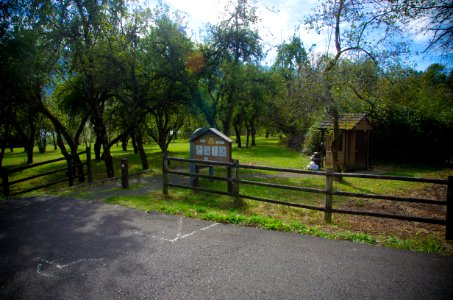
top-left (1, 148), bottom-right (92, 196)
top-left (162, 155), bottom-right (453, 240)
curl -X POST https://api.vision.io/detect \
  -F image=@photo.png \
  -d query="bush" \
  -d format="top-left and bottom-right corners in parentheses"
top-left (302, 122), bottom-right (323, 155)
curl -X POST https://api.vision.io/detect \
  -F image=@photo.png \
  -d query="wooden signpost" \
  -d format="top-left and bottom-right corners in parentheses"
top-left (189, 128), bottom-right (233, 191)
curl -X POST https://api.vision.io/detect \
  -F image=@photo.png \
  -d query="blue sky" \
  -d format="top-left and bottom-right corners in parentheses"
top-left (144, 0), bottom-right (452, 72)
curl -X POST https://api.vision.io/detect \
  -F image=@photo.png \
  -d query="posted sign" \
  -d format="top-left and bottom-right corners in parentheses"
top-left (190, 128), bottom-right (233, 163)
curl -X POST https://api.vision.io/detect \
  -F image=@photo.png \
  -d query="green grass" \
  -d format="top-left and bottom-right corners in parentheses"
top-left (105, 190), bottom-right (376, 242)
top-left (1, 136), bottom-right (306, 195)
top-left (2, 136), bottom-right (452, 254)
top-left (105, 189), bottom-right (448, 254)
top-left (384, 236), bottom-right (445, 254)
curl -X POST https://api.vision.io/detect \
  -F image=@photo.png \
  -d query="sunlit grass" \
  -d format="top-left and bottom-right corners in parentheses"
top-left (105, 189), bottom-right (446, 254)
top-left (2, 136), bottom-right (451, 254)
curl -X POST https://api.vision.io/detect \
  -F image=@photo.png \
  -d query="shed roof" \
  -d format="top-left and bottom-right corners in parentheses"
top-left (189, 128), bottom-right (233, 143)
top-left (319, 114), bottom-right (373, 130)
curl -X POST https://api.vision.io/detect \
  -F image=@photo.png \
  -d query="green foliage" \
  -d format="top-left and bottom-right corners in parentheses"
top-left (384, 236), bottom-right (445, 254)
top-left (267, 38), bottom-right (328, 150)
top-left (2, 0), bottom-right (452, 175)
top-left (302, 119), bottom-right (324, 155)
top-left (371, 64), bottom-right (453, 163)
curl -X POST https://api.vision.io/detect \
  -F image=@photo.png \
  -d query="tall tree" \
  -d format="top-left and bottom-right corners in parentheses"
top-left (269, 37), bottom-right (318, 149)
top-left (53, 0), bottom-right (128, 177)
top-left (140, 5), bottom-right (193, 154)
top-left (0, 27), bottom-right (54, 164)
top-left (103, 7), bottom-right (154, 170)
top-left (205, 0), bottom-right (262, 136)
top-left (305, 0), bottom-right (406, 172)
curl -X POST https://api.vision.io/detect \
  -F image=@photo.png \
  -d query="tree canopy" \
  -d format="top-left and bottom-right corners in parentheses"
top-left (1, 0), bottom-right (452, 174)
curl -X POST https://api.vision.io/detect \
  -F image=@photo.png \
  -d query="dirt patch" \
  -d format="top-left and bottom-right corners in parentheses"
top-left (335, 184), bottom-right (451, 250)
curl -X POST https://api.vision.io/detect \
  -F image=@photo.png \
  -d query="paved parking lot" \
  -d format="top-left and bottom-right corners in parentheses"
top-left (1, 196), bottom-right (452, 299)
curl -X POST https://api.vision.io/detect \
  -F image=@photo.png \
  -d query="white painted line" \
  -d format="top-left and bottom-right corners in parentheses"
top-left (126, 219), bottom-right (220, 243)
top-left (36, 263), bottom-right (56, 278)
top-left (176, 217), bottom-right (184, 237)
top-left (33, 257), bottom-right (104, 278)
top-left (167, 222), bottom-right (220, 243)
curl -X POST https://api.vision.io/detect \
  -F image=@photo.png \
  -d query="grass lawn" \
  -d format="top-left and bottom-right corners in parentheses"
top-left (2, 136), bottom-right (452, 254)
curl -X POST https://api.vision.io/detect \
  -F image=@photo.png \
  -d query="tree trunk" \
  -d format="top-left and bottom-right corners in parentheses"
top-left (135, 127), bottom-right (149, 170)
top-left (51, 131), bottom-right (57, 150)
top-left (55, 131), bottom-right (73, 179)
top-left (26, 118), bottom-right (35, 165)
top-left (222, 118), bottom-right (230, 137)
top-left (37, 129), bottom-right (47, 153)
top-left (0, 146), bottom-right (5, 169)
top-left (39, 103), bottom-right (85, 181)
top-left (245, 121), bottom-right (250, 149)
top-left (130, 132), bottom-right (138, 154)
top-left (103, 143), bottom-right (114, 178)
top-left (246, 131), bottom-right (250, 149)
top-left (331, 115), bottom-right (340, 170)
top-left (94, 133), bottom-right (102, 160)
top-left (158, 135), bottom-right (168, 154)
top-left (121, 134), bottom-right (128, 151)
top-left (324, 76), bottom-right (341, 175)
top-left (96, 121), bottom-right (114, 178)
top-left (234, 122), bottom-right (242, 148)
top-left (251, 122), bottom-right (256, 146)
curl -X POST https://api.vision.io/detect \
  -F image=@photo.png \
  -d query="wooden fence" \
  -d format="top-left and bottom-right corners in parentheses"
top-left (162, 154), bottom-right (453, 240)
top-left (1, 148), bottom-right (92, 197)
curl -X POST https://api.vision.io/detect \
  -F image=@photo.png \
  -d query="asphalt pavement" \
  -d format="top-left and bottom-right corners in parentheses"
top-left (1, 196), bottom-right (452, 299)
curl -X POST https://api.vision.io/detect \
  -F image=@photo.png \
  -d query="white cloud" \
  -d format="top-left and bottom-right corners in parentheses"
top-left (141, 0), bottom-right (448, 69)
top-left (142, 0), bottom-right (325, 63)
top-left (407, 17), bottom-right (431, 44)
top-left (166, 0), bottom-right (225, 25)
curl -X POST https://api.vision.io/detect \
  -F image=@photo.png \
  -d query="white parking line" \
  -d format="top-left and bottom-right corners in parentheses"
top-left (128, 217), bottom-right (219, 243)
top-left (33, 257), bottom-right (104, 278)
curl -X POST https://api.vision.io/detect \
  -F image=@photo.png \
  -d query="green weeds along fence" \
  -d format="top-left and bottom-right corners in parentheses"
top-left (162, 155), bottom-right (453, 240)
top-left (1, 148), bottom-right (92, 197)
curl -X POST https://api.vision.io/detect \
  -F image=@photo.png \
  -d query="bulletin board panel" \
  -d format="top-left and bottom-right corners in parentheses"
top-left (191, 132), bottom-right (232, 163)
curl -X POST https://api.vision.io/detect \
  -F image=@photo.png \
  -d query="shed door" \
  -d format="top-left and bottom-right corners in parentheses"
top-left (355, 131), bottom-right (368, 170)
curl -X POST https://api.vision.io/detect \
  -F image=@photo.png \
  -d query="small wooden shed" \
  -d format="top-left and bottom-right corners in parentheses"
top-left (319, 114), bottom-right (373, 171)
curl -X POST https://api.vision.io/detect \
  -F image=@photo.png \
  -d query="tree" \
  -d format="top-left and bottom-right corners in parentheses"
top-left (391, 0), bottom-right (453, 53)
top-left (104, 7), bottom-right (155, 170)
top-left (51, 0), bottom-right (128, 177)
top-left (0, 0), bottom-right (90, 178)
top-left (372, 64), bottom-right (453, 163)
top-left (269, 38), bottom-right (322, 149)
top-left (273, 36), bottom-right (308, 84)
top-left (233, 64), bottom-right (272, 148)
top-left (0, 28), bottom-right (54, 164)
top-left (204, 0), bottom-right (262, 136)
top-left (140, 6), bottom-right (194, 154)
top-left (305, 0), bottom-right (406, 172)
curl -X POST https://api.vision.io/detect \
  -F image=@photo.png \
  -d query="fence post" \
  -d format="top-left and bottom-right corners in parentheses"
top-left (325, 168), bottom-right (333, 223)
top-left (446, 176), bottom-right (453, 240)
top-left (121, 158), bottom-right (128, 189)
top-left (227, 163), bottom-right (233, 194)
top-left (233, 160), bottom-right (243, 208)
top-left (162, 152), bottom-right (168, 196)
top-left (1, 168), bottom-right (9, 196)
top-left (193, 165), bottom-right (200, 193)
top-left (68, 156), bottom-right (74, 187)
top-left (86, 147), bottom-right (92, 183)
top-left (209, 166), bottom-right (214, 183)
